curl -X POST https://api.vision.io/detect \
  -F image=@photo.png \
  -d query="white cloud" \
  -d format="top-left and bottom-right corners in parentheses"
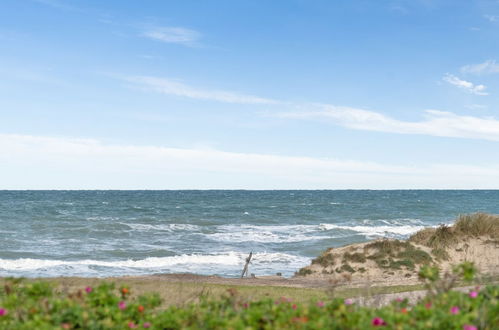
top-left (461, 60), bottom-right (499, 75)
top-left (2, 134), bottom-right (499, 189)
top-left (484, 15), bottom-right (499, 22)
top-left (442, 74), bottom-right (488, 95)
top-left (142, 27), bottom-right (201, 46)
top-left (277, 105), bottom-right (499, 141)
top-left (126, 76), bottom-right (280, 104)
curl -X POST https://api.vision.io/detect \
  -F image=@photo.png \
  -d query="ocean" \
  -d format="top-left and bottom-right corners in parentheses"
top-left (1, 190), bottom-right (498, 278)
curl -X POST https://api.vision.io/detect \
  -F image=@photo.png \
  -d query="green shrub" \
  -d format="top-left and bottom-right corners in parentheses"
top-left (0, 263), bottom-right (497, 329)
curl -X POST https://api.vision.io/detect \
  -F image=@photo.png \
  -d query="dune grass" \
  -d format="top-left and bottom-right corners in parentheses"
top-left (409, 212), bottom-right (499, 248)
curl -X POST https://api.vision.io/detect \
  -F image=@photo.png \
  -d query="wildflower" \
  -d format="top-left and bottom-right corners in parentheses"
top-left (395, 297), bottom-right (403, 302)
top-left (292, 316), bottom-right (308, 323)
top-left (316, 301), bottom-right (325, 307)
top-left (469, 291), bottom-right (478, 298)
top-left (463, 325), bottom-right (477, 330)
top-left (138, 305), bottom-right (145, 312)
top-left (143, 323), bottom-right (151, 328)
top-left (401, 308), bottom-right (408, 314)
top-left (450, 306), bottom-right (460, 314)
top-left (119, 301), bottom-right (127, 310)
top-left (371, 317), bottom-right (386, 326)
top-left (425, 302), bottom-right (432, 309)
top-left (292, 304), bottom-right (297, 310)
top-left (121, 287), bottom-right (130, 295)
top-left (85, 286), bottom-right (92, 293)
top-left (61, 323), bottom-right (71, 329)
top-left (344, 298), bottom-right (354, 305)
top-left (243, 302), bottom-right (249, 309)
top-left (128, 322), bottom-right (137, 328)
top-left (0, 308), bottom-right (7, 316)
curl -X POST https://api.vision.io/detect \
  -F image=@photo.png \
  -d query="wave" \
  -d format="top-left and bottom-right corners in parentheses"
top-left (207, 221), bottom-right (425, 243)
top-left (0, 252), bottom-right (310, 277)
top-left (319, 224), bottom-right (425, 237)
top-left (207, 224), bottom-right (327, 243)
top-left (122, 223), bottom-right (200, 232)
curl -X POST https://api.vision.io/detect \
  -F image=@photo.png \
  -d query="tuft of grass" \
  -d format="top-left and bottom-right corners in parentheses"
top-left (397, 248), bottom-right (432, 265)
top-left (428, 225), bottom-right (457, 248)
top-left (296, 268), bottom-right (313, 276)
top-left (365, 239), bottom-right (412, 254)
top-left (409, 213), bottom-right (499, 248)
top-left (389, 259), bottom-right (415, 270)
top-left (408, 227), bottom-right (436, 245)
top-left (342, 252), bottom-right (367, 264)
top-left (454, 213), bottom-right (499, 238)
top-left (365, 239), bottom-right (432, 270)
top-left (311, 252), bottom-right (336, 267)
top-left (431, 248), bottom-right (450, 261)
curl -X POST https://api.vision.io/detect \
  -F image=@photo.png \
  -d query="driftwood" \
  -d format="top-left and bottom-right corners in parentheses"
top-left (240, 252), bottom-right (253, 278)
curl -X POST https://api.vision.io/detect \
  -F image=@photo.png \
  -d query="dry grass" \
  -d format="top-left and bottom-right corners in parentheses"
top-left (409, 213), bottom-right (499, 248)
top-left (454, 213), bottom-right (499, 238)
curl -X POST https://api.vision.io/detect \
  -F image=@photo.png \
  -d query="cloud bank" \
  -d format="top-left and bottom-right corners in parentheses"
top-left (1, 134), bottom-right (499, 189)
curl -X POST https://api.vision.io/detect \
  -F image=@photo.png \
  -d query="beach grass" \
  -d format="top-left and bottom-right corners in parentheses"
top-left (409, 212), bottom-right (499, 247)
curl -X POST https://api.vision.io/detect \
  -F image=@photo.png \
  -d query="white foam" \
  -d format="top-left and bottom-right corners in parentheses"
top-left (0, 252), bottom-right (310, 277)
top-left (319, 224), bottom-right (425, 237)
top-left (124, 223), bottom-right (200, 232)
top-left (208, 224), bottom-right (326, 243)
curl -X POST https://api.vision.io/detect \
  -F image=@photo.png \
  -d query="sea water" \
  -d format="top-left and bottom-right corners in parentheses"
top-left (1, 190), bottom-right (498, 278)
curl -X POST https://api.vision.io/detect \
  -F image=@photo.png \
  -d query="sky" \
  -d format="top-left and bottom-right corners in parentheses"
top-left (1, 0), bottom-right (499, 189)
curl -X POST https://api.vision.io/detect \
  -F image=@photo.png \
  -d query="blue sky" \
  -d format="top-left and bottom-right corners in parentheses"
top-left (1, 0), bottom-right (499, 189)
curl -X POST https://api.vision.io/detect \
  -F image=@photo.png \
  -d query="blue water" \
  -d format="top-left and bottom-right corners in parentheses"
top-left (1, 190), bottom-right (498, 278)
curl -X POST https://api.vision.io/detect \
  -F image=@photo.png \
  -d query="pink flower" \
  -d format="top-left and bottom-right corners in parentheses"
top-left (143, 323), bottom-right (151, 328)
top-left (371, 317), bottom-right (386, 326)
top-left (463, 325), bottom-right (477, 330)
top-left (395, 297), bottom-right (403, 302)
top-left (469, 291), bottom-right (478, 298)
top-left (0, 308), bottom-right (7, 316)
top-left (128, 322), bottom-right (137, 328)
top-left (316, 301), bottom-right (325, 307)
top-left (118, 301), bottom-right (127, 310)
top-left (450, 306), bottom-right (460, 314)
top-left (243, 302), bottom-right (249, 308)
top-left (425, 302), bottom-right (432, 309)
top-left (292, 304), bottom-right (297, 310)
top-left (344, 298), bottom-right (354, 305)
top-left (85, 286), bottom-right (92, 293)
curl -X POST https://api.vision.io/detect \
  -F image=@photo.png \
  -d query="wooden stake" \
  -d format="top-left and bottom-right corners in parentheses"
top-left (240, 251), bottom-right (253, 278)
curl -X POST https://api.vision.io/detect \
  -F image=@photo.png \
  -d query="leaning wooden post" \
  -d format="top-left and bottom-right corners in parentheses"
top-left (241, 251), bottom-right (253, 278)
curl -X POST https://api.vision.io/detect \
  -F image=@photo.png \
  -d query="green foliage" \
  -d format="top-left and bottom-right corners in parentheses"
top-left (342, 252), bottom-right (367, 263)
top-left (311, 250), bottom-right (336, 267)
top-left (365, 239), bottom-right (432, 270)
top-left (295, 268), bottom-right (313, 276)
top-left (0, 263), bottom-right (497, 329)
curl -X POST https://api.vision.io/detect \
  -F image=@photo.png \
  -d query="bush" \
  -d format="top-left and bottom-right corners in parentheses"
top-left (0, 263), bottom-right (497, 329)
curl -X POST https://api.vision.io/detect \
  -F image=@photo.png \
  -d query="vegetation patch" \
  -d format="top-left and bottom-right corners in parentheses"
top-left (409, 213), bottom-right (499, 248)
top-left (339, 264), bottom-right (356, 273)
top-left (342, 252), bottom-right (366, 263)
top-left (364, 239), bottom-right (432, 271)
top-left (296, 268), bottom-right (313, 276)
top-left (432, 247), bottom-right (450, 261)
top-left (0, 263), bottom-right (497, 329)
top-left (311, 251), bottom-right (336, 267)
